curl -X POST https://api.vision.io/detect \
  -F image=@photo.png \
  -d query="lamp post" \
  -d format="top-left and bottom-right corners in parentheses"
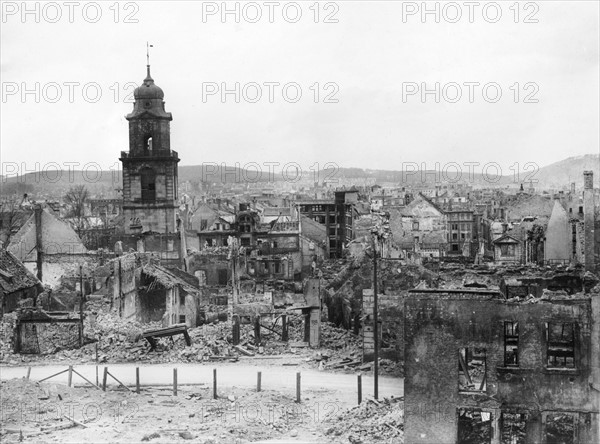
top-left (371, 233), bottom-right (379, 399)
top-left (370, 210), bottom-right (391, 400)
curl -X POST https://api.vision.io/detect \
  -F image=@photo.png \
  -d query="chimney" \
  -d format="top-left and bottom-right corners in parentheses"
top-left (34, 205), bottom-right (43, 281)
top-left (583, 171), bottom-right (595, 271)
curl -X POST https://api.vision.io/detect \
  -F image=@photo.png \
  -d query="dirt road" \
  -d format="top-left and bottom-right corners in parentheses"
top-left (1, 363), bottom-right (404, 443)
top-left (1, 362), bottom-right (402, 408)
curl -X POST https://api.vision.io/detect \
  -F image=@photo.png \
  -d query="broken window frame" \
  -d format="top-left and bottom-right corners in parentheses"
top-left (545, 322), bottom-right (576, 369)
top-left (500, 411), bottom-right (528, 444)
top-left (544, 412), bottom-right (576, 444)
top-left (458, 347), bottom-right (487, 393)
top-left (504, 321), bottom-right (519, 367)
top-left (457, 408), bottom-right (493, 444)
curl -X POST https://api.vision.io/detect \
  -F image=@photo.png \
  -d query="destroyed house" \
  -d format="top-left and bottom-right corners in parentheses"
top-left (114, 255), bottom-right (202, 327)
top-left (0, 250), bottom-right (44, 316)
top-left (404, 288), bottom-right (600, 444)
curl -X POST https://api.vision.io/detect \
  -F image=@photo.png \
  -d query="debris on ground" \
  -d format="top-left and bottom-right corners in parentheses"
top-left (322, 396), bottom-right (404, 443)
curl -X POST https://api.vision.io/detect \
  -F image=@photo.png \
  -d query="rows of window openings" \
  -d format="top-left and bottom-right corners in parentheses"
top-left (458, 322), bottom-right (576, 393)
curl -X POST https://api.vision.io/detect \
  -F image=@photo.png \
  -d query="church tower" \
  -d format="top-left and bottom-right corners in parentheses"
top-left (120, 63), bottom-right (179, 234)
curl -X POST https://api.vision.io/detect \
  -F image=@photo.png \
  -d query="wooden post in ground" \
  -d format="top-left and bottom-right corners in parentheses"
top-left (233, 315), bottom-right (240, 345)
top-left (213, 368), bottom-right (217, 399)
top-left (173, 368), bottom-right (178, 396)
top-left (136, 368), bottom-right (140, 394)
top-left (357, 373), bottom-right (362, 404)
top-left (257, 371), bottom-right (261, 392)
top-left (26, 367), bottom-right (31, 380)
top-left (254, 316), bottom-right (261, 346)
top-left (296, 372), bottom-right (301, 403)
top-left (102, 367), bottom-right (108, 391)
top-left (281, 315), bottom-right (288, 341)
top-left (95, 342), bottom-right (99, 386)
top-left (67, 366), bottom-right (73, 387)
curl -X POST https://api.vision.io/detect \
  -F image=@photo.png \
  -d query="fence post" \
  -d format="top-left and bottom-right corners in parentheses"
top-left (67, 366), bottom-right (73, 387)
top-left (102, 367), bottom-right (108, 391)
top-left (296, 372), bottom-right (301, 403)
top-left (136, 367), bottom-right (140, 394)
top-left (357, 373), bottom-right (362, 405)
top-left (213, 368), bottom-right (217, 399)
top-left (173, 368), bottom-right (178, 396)
top-left (257, 371), bottom-right (261, 392)
top-left (26, 367), bottom-right (31, 380)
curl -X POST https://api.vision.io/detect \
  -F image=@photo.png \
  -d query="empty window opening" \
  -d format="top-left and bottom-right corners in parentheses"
top-left (457, 408), bottom-right (492, 444)
top-left (217, 268), bottom-right (228, 285)
top-left (504, 321), bottom-right (519, 367)
top-left (501, 412), bottom-right (527, 444)
top-left (546, 323), bottom-right (575, 368)
top-left (145, 136), bottom-right (153, 151)
top-left (140, 168), bottom-right (156, 201)
top-left (500, 244), bottom-right (516, 256)
top-left (194, 270), bottom-right (206, 286)
top-left (545, 413), bottom-right (575, 444)
top-left (458, 347), bottom-right (487, 392)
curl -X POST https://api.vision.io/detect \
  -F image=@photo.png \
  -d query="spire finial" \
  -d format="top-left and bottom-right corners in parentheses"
top-left (146, 42), bottom-right (153, 79)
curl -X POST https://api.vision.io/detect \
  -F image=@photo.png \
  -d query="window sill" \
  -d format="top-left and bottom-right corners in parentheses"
top-left (458, 390), bottom-right (487, 396)
top-left (543, 367), bottom-right (579, 376)
top-left (496, 366), bottom-right (528, 373)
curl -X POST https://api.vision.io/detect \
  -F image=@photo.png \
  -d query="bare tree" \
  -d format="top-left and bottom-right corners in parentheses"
top-left (64, 185), bottom-right (90, 233)
top-left (0, 200), bottom-right (24, 247)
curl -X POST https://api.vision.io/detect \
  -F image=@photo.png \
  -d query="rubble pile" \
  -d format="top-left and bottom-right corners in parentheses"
top-left (321, 322), bottom-right (361, 350)
top-left (323, 396), bottom-right (404, 443)
top-left (0, 312), bottom-right (17, 361)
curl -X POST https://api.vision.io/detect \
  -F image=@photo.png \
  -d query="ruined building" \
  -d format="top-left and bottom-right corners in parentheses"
top-left (584, 171), bottom-right (595, 272)
top-left (404, 288), bottom-right (600, 444)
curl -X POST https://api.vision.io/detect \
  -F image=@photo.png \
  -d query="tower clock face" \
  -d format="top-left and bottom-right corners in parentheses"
top-left (141, 120), bottom-right (153, 133)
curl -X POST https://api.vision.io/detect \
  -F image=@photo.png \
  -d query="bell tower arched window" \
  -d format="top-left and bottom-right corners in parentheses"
top-left (144, 135), bottom-right (153, 152)
top-left (140, 168), bottom-right (156, 201)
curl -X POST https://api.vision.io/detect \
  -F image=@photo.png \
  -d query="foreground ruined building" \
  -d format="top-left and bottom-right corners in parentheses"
top-left (404, 288), bottom-right (600, 444)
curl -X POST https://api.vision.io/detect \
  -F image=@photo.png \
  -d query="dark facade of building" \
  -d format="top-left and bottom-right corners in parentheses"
top-left (298, 190), bottom-right (358, 258)
top-left (447, 210), bottom-right (474, 256)
top-left (404, 289), bottom-right (600, 444)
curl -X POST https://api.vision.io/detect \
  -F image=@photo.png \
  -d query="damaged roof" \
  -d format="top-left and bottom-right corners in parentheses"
top-left (0, 250), bottom-right (43, 294)
top-left (141, 263), bottom-right (200, 293)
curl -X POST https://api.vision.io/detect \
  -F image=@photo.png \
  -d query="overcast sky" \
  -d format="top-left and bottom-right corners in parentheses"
top-left (1, 1), bottom-right (599, 176)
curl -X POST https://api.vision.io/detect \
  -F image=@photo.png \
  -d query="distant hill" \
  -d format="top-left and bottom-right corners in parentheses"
top-left (1, 154), bottom-right (597, 197)
top-left (531, 154), bottom-right (599, 188)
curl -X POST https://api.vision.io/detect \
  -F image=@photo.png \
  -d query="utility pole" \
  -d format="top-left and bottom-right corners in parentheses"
top-left (372, 235), bottom-right (379, 400)
top-left (79, 265), bottom-right (85, 347)
top-left (231, 237), bottom-right (239, 305)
